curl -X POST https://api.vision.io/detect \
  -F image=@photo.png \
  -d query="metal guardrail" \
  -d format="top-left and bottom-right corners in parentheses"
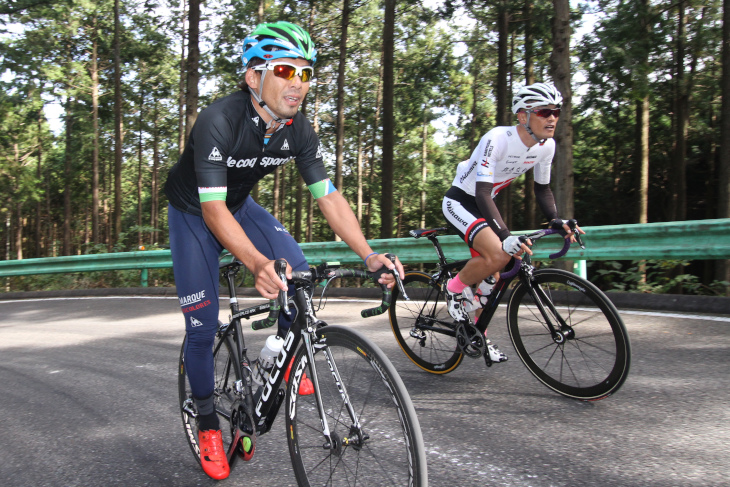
top-left (1, 219), bottom-right (729, 286)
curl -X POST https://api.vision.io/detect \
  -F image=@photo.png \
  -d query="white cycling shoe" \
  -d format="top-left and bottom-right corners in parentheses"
top-left (444, 279), bottom-right (470, 322)
top-left (487, 339), bottom-right (508, 363)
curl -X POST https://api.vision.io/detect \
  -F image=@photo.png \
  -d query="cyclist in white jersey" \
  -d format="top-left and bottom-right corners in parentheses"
top-left (442, 82), bottom-right (584, 362)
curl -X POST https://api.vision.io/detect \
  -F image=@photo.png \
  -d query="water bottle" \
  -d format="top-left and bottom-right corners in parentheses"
top-left (475, 276), bottom-right (496, 307)
top-left (461, 286), bottom-right (477, 312)
top-left (252, 335), bottom-right (284, 388)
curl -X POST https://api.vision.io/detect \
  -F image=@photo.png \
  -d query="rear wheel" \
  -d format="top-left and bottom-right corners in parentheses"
top-left (178, 334), bottom-right (242, 469)
top-left (286, 325), bottom-right (428, 486)
top-left (389, 271), bottom-right (463, 373)
top-left (507, 269), bottom-right (631, 401)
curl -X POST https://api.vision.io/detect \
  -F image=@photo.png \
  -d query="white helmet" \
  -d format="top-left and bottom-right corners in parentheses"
top-left (512, 83), bottom-right (563, 114)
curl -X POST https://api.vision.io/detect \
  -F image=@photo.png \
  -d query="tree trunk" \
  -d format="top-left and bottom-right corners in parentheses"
top-left (91, 17), bottom-right (100, 244)
top-left (718, 0), bottom-right (730, 286)
top-left (114, 0), bottom-right (123, 243)
top-left (636, 0), bottom-right (651, 225)
top-left (637, 97), bottom-right (650, 224)
top-left (468, 26), bottom-right (481, 152)
top-left (496, 4), bottom-right (510, 126)
top-left (137, 81), bottom-right (144, 247)
top-left (421, 113), bottom-right (428, 229)
top-left (550, 0), bottom-right (574, 218)
top-left (334, 0), bottom-right (350, 242)
top-left (524, 0), bottom-right (534, 84)
top-left (380, 0), bottom-right (395, 239)
top-left (151, 100), bottom-right (160, 244)
top-left (294, 174), bottom-right (304, 241)
top-left (550, 0), bottom-right (574, 271)
top-left (524, 0), bottom-right (536, 229)
top-left (36, 109), bottom-right (43, 257)
top-left (496, 3), bottom-right (511, 227)
top-left (672, 3), bottom-right (688, 221)
top-left (63, 97), bottom-right (73, 256)
top-left (280, 165), bottom-right (287, 224)
top-left (185, 0), bottom-right (200, 139)
top-left (273, 167), bottom-right (281, 220)
top-left (357, 93), bottom-right (364, 224)
top-left (368, 59), bottom-right (384, 240)
top-left (178, 0), bottom-right (186, 153)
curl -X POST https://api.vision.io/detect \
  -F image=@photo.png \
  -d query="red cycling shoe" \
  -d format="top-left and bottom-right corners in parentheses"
top-left (198, 429), bottom-right (230, 480)
top-left (285, 357), bottom-right (314, 395)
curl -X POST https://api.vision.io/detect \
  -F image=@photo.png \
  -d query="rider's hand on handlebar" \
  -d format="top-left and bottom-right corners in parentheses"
top-left (253, 258), bottom-right (291, 300)
top-left (502, 235), bottom-right (533, 258)
top-left (549, 218), bottom-right (586, 244)
top-left (366, 253), bottom-right (405, 289)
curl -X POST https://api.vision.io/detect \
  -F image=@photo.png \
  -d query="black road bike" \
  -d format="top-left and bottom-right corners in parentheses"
top-left (179, 257), bottom-right (428, 486)
top-left (389, 224), bottom-right (631, 401)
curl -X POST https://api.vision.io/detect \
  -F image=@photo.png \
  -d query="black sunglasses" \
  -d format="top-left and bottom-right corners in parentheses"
top-left (529, 108), bottom-right (561, 118)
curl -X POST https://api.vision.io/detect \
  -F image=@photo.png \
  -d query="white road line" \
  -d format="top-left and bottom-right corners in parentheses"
top-left (0, 296), bottom-right (728, 322)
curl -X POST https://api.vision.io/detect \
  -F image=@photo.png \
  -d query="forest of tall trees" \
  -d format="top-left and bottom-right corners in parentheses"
top-left (1, 0), bottom-right (728, 294)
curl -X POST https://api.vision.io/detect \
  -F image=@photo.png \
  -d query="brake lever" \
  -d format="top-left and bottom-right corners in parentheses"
top-left (384, 253), bottom-right (409, 301)
top-left (567, 219), bottom-right (586, 249)
top-left (274, 258), bottom-right (290, 316)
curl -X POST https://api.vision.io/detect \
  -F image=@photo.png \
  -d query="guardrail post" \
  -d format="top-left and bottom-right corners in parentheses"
top-left (141, 269), bottom-right (148, 287)
top-left (573, 260), bottom-right (587, 279)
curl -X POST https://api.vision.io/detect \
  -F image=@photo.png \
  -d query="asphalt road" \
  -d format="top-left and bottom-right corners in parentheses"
top-left (0, 296), bottom-right (728, 487)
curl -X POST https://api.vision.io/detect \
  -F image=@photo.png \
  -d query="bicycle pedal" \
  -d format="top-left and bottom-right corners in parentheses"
top-left (240, 435), bottom-right (255, 461)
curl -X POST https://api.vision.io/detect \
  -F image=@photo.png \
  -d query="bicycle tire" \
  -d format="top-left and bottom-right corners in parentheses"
top-left (286, 325), bottom-right (428, 487)
top-left (507, 269), bottom-right (631, 401)
top-left (389, 271), bottom-right (463, 374)
top-left (178, 333), bottom-right (242, 469)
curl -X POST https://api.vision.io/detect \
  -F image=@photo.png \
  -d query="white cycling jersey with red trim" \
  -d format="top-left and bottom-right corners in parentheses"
top-left (451, 126), bottom-right (555, 197)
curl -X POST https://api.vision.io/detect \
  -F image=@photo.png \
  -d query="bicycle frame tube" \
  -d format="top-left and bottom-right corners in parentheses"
top-left (474, 271), bottom-right (514, 333)
top-left (252, 307), bottom-right (303, 432)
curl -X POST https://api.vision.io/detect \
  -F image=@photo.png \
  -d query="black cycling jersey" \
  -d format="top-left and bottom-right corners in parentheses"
top-left (164, 88), bottom-right (328, 216)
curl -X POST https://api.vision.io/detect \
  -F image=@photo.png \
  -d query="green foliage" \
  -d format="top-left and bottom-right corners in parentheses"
top-left (4, 268), bottom-right (175, 291)
top-left (592, 260), bottom-right (729, 296)
top-left (0, 0), bottom-right (726, 295)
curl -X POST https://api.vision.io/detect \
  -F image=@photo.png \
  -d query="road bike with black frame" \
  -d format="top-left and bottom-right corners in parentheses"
top-left (179, 255), bottom-right (428, 486)
top-left (388, 222), bottom-right (631, 401)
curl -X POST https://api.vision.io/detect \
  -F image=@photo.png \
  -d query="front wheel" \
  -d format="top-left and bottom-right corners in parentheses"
top-left (286, 325), bottom-right (428, 486)
top-left (507, 269), bottom-right (631, 401)
top-left (389, 271), bottom-right (463, 374)
top-left (178, 334), bottom-right (242, 470)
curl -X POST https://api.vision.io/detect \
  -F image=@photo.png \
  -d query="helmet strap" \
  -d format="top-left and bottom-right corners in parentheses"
top-left (250, 67), bottom-right (292, 129)
top-left (521, 112), bottom-right (545, 144)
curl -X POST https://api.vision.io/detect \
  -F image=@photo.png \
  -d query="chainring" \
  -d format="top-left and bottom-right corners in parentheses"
top-left (455, 322), bottom-right (486, 358)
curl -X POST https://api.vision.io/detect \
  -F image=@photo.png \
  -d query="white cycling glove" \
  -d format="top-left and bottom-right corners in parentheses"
top-left (502, 235), bottom-right (522, 256)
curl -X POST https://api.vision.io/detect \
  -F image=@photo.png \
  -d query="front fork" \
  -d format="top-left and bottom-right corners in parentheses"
top-left (302, 326), bottom-right (366, 451)
top-left (522, 274), bottom-right (575, 343)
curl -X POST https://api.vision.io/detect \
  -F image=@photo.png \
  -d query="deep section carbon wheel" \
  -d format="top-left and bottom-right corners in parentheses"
top-left (507, 269), bottom-right (631, 401)
top-left (286, 325), bottom-right (428, 486)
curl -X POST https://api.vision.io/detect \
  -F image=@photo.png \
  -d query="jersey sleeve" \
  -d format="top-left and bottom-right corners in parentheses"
top-left (533, 139), bottom-right (555, 185)
top-left (193, 107), bottom-right (234, 203)
top-left (294, 123), bottom-right (332, 199)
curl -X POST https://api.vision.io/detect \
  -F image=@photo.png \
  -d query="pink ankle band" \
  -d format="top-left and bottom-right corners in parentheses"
top-left (447, 274), bottom-right (468, 294)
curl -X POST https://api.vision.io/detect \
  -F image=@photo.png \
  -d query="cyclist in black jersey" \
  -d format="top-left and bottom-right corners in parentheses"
top-left (164, 21), bottom-right (404, 480)
top-left (441, 82), bottom-right (585, 362)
